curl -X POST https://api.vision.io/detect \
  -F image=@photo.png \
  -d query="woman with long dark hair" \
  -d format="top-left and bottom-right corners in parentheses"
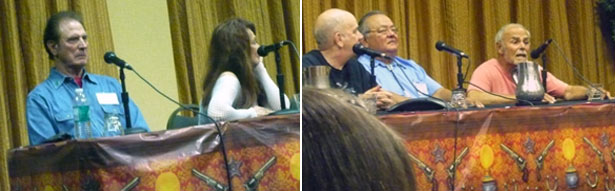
top-left (200, 18), bottom-right (288, 123)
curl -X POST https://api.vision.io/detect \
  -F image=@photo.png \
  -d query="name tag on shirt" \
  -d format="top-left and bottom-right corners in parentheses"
top-left (96, 93), bottom-right (120, 105)
top-left (403, 90), bottom-right (413, 98)
top-left (414, 83), bottom-right (428, 95)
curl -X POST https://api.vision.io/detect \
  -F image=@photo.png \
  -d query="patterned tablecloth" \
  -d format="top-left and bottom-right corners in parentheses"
top-left (9, 114), bottom-right (300, 191)
top-left (380, 102), bottom-right (615, 191)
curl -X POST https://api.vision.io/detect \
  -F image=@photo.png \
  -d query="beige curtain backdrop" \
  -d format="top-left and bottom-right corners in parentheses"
top-left (303, 0), bottom-right (615, 92)
top-left (0, 0), bottom-right (115, 189)
top-left (167, 0), bottom-right (301, 106)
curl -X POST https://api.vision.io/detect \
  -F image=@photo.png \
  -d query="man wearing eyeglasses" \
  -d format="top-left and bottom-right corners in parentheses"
top-left (304, 9), bottom-right (402, 109)
top-left (356, 11), bottom-right (453, 102)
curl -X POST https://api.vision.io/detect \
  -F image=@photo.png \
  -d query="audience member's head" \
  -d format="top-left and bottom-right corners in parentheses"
top-left (495, 23), bottom-right (531, 66)
top-left (202, 18), bottom-right (260, 108)
top-left (302, 87), bottom-right (416, 191)
top-left (358, 11), bottom-right (399, 57)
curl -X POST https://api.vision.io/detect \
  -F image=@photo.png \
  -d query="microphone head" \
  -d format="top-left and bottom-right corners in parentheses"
top-left (352, 44), bottom-right (392, 59)
top-left (530, 39), bottom-right (554, 59)
top-left (103, 51), bottom-right (132, 70)
top-left (530, 50), bottom-right (540, 59)
top-left (352, 44), bottom-right (364, 55)
top-left (104, 51), bottom-right (116, 64)
top-left (435, 41), bottom-right (445, 51)
top-left (257, 46), bottom-right (268, 57)
top-left (257, 41), bottom-right (291, 57)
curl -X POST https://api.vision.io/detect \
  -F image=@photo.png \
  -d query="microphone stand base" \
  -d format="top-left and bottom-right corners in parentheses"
top-left (124, 127), bottom-right (148, 135)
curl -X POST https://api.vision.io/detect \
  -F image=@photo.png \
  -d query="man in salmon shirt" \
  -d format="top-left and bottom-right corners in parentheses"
top-left (467, 23), bottom-right (605, 105)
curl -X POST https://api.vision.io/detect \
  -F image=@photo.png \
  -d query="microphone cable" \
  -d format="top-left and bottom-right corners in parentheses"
top-left (464, 81), bottom-right (534, 106)
top-left (287, 41), bottom-right (301, 59)
top-left (393, 58), bottom-right (461, 191)
top-left (551, 40), bottom-right (607, 96)
top-left (129, 68), bottom-right (234, 191)
top-left (607, 79), bottom-right (615, 88)
top-left (453, 57), bottom-right (469, 191)
top-left (462, 58), bottom-right (471, 83)
top-left (391, 59), bottom-right (453, 111)
top-left (451, 101), bottom-right (461, 191)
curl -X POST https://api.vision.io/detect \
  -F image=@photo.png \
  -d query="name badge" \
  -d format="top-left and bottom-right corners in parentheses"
top-left (403, 90), bottom-right (413, 98)
top-left (414, 83), bottom-right (428, 96)
top-left (96, 93), bottom-right (120, 105)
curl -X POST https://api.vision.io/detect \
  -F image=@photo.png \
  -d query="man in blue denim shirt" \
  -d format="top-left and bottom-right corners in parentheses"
top-left (356, 11), bottom-right (452, 101)
top-left (26, 11), bottom-right (149, 145)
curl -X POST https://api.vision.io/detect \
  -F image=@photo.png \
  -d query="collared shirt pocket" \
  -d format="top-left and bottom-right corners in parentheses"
top-left (54, 111), bottom-right (74, 133)
top-left (101, 104), bottom-right (123, 116)
top-left (54, 111), bottom-right (73, 122)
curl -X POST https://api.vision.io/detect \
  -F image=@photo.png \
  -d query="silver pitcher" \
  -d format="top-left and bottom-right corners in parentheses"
top-left (303, 65), bottom-right (331, 89)
top-left (513, 61), bottom-right (544, 101)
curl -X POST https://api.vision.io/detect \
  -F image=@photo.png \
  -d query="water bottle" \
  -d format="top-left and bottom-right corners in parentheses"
top-left (450, 89), bottom-right (468, 108)
top-left (104, 113), bottom-right (123, 137)
top-left (73, 88), bottom-right (92, 139)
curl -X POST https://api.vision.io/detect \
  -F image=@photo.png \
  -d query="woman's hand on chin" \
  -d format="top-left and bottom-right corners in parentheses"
top-left (252, 105), bottom-right (273, 116)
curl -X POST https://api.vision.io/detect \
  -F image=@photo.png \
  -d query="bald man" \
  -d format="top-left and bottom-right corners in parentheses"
top-left (467, 23), bottom-right (593, 105)
top-left (303, 9), bottom-right (372, 93)
top-left (303, 9), bottom-right (404, 109)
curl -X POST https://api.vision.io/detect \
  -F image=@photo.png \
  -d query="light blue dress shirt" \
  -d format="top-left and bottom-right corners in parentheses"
top-left (26, 68), bottom-right (149, 145)
top-left (358, 55), bottom-right (443, 98)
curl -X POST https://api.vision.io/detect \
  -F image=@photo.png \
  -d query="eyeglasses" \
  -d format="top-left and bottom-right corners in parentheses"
top-left (367, 26), bottom-right (398, 35)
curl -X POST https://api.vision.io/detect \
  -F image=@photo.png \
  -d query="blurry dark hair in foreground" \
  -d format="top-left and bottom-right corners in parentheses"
top-left (302, 88), bottom-right (416, 191)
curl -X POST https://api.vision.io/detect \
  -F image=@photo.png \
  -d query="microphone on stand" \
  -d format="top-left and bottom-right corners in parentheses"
top-left (529, 39), bottom-right (553, 94)
top-left (435, 41), bottom-right (468, 90)
top-left (352, 44), bottom-right (393, 60)
top-left (258, 40), bottom-right (294, 112)
top-left (435, 41), bottom-right (469, 58)
top-left (115, 59), bottom-right (234, 190)
top-left (530, 39), bottom-right (553, 59)
top-left (103, 52), bottom-right (146, 135)
top-left (257, 40), bottom-right (291, 56)
top-left (353, 44), bottom-right (392, 84)
top-left (104, 51), bottom-right (133, 70)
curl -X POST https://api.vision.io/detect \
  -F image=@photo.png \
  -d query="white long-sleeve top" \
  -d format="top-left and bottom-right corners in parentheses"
top-left (199, 62), bottom-right (290, 123)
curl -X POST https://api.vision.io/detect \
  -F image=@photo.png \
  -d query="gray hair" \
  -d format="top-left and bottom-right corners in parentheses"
top-left (494, 23), bottom-right (530, 43)
top-left (358, 10), bottom-right (386, 36)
